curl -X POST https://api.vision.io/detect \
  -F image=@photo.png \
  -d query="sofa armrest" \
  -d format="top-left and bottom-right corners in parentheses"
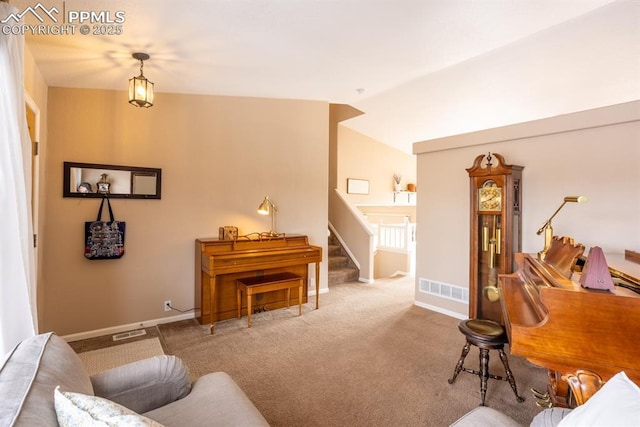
top-left (90, 355), bottom-right (191, 414)
top-left (143, 371), bottom-right (269, 427)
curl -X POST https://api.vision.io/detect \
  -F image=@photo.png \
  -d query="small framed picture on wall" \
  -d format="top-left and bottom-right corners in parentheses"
top-left (347, 178), bottom-right (369, 195)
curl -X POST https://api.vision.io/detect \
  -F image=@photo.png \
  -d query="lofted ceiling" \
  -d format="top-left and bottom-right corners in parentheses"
top-left (6, 0), bottom-right (639, 153)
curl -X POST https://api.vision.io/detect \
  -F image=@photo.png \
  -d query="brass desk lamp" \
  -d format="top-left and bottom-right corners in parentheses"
top-left (537, 196), bottom-right (587, 260)
top-left (257, 196), bottom-right (278, 236)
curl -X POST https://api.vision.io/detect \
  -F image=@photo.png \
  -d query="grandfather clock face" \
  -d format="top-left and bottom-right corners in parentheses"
top-left (478, 179), bottom-right (502, 212)
top-left (467, 153), bottom-right (523, 322)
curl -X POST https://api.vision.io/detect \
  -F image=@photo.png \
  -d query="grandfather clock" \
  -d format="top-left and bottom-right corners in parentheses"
top-left (467, 153), bottom-right (523, 323)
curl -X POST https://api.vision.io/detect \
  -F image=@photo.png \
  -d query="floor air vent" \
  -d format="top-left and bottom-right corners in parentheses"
top-left (419, 278), bottom-right (468, 303)
top-left (112, 329), bottom-right (146, 341)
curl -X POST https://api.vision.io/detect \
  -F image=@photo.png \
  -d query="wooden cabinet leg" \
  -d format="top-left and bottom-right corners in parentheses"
top-left (209, 276), bottom-right (216, 334)
top-left (315, 262), bottom-right (320, 309)
top-left (247, 292), bottom-right (252, 328)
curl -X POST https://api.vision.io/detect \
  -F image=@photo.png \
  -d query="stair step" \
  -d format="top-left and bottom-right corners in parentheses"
top-left (329, 255), bottom-right (349, 268)
top-left (327, 228), bottom-right (360, 285)
top-left (328, 267), bottom-right (359, 285)
top-left (328, 244), bottom-right (342, 256)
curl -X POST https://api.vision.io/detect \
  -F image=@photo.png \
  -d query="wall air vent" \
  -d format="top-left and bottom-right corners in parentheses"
top-left (112, 329), bottom-right (146, 341)
top-left (419, 278), bottom-right (468, 303)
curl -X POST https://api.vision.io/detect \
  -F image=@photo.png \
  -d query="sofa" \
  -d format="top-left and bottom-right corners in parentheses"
top-left (449, 371), bottom-right (640, 427)
top-left (0, 332), bottom-right (269, 426)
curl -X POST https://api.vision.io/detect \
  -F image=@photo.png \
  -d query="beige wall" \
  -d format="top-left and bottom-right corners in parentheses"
top-left (337, 125), bottom-right (416, 205)
top-left (374, 250), bottom-right (410, 279)
top-left (43, 88), bottom-right (329, 336)
top-left (414, 102), bottom-right (640, 317)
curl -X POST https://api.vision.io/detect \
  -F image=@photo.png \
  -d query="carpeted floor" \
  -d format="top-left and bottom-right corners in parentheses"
top-left (157, 276), bottom-right (548, 427)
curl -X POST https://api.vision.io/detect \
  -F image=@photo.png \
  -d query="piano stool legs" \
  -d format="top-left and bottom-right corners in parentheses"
top-left (448, 342), bottom-right (471, 384)
top-left (448, 319), bottom-right (525, 406)
top-left (498, 347), bottom-right (524, 404)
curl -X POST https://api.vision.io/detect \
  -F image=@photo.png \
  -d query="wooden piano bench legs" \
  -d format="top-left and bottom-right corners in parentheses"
top-left (236, 272), bottom-right (303, 328)
top-left (448, 319), bottom-right (525, 406)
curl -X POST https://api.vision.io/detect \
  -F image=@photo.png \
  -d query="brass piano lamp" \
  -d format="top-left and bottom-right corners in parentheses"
top-left (537, 196), bottom-right (587, 260)
top-left (257, 196), bottom-right (278, 236)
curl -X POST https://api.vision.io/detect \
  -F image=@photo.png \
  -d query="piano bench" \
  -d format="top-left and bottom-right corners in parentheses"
top-left (236, 272), bottom-right (304, 328)
top-left (448, 319), bottom-right (525, 406)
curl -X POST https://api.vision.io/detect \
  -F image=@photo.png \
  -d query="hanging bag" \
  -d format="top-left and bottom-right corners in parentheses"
top-left (84, 197), bottom-right (126, 260)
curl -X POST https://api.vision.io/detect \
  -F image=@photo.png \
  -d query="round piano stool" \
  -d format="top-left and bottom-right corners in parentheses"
top-left (448, 319), bottom-right (525, 406)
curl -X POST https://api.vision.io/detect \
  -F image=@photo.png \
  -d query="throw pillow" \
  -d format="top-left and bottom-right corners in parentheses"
top-left (557, 371), bottom-right (640, 427)
top-left (54, 386), bottom-right (164, 427)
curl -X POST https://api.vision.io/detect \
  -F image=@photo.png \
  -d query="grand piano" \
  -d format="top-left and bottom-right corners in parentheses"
top-left (195, 234), bottom-right (322, 332)
top-left (499, 236), bottom-right (640, 407)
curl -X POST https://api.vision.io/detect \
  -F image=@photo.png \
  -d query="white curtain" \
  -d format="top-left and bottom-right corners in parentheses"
top-left (0, 1), bottom-right (38, 355)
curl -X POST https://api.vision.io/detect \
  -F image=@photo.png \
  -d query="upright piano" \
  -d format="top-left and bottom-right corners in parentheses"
top-left (195, 234), bottom-right (322, 332)
top-left (499, 236), bottom-right (640, 407)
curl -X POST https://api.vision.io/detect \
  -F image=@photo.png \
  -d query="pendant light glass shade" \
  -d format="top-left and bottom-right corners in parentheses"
top-left (129, 53), bottom-right (154, 108)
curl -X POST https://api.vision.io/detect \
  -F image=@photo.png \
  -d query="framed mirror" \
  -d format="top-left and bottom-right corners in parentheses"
top-left (63, 162), bottom-right (162, 199)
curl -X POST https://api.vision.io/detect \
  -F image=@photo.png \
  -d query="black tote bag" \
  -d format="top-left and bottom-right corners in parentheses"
top-left (84, 197), bottom-right (126, 260)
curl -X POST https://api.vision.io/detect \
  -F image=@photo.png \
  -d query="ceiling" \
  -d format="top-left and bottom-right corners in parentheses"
top-left (7, 0), bottom-right (639, 153)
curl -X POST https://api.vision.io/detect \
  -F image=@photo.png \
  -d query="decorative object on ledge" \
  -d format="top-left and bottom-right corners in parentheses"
top-left (257, 196), bottom-right (278, 236)
top-left (406, 183), bottom-right (416, 192)
top-left (129, 52), bottom-right (154, 108)
top-left (64, 162), bottom-right (162, 199)
top-left (96, 173), bottom-right (110, 194)
top-left (218, 226), bottom-right (238, 240)
top-left (536, 195), bottom-right (587, 260)
top-left (347, 178), bottom-right (369, 195)
top-left (580, 246), bottom-right (615, 291)
top-left (393, 173), bottom-right (401, 191)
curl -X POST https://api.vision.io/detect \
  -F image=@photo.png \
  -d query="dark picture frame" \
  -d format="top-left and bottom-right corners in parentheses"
top-left (63, 161), bottom-right (162, 199)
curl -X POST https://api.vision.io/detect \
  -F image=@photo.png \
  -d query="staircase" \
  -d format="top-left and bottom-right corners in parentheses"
top-left (328, 230), bottom-right (359, 285)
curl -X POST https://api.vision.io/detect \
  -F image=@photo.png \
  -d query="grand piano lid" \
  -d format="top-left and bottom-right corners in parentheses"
top-left (603, 252), bottom-right (640, 292)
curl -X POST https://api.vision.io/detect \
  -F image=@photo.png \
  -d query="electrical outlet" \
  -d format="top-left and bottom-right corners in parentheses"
top-left (164, 300), bottom-right (172, 312)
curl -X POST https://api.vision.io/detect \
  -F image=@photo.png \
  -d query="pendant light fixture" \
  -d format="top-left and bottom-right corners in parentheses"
top-left (128, 52), bottom-right (154, 108)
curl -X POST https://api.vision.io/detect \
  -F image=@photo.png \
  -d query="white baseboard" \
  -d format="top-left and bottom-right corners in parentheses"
top-left (413, 300), bottom-right (467, 320)
top-left (309, 287), bottom-right (330, 296)
top-left (62, 290), bottom-right (332, 342)
top-left (61, 312), bottom-right (195, 342)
